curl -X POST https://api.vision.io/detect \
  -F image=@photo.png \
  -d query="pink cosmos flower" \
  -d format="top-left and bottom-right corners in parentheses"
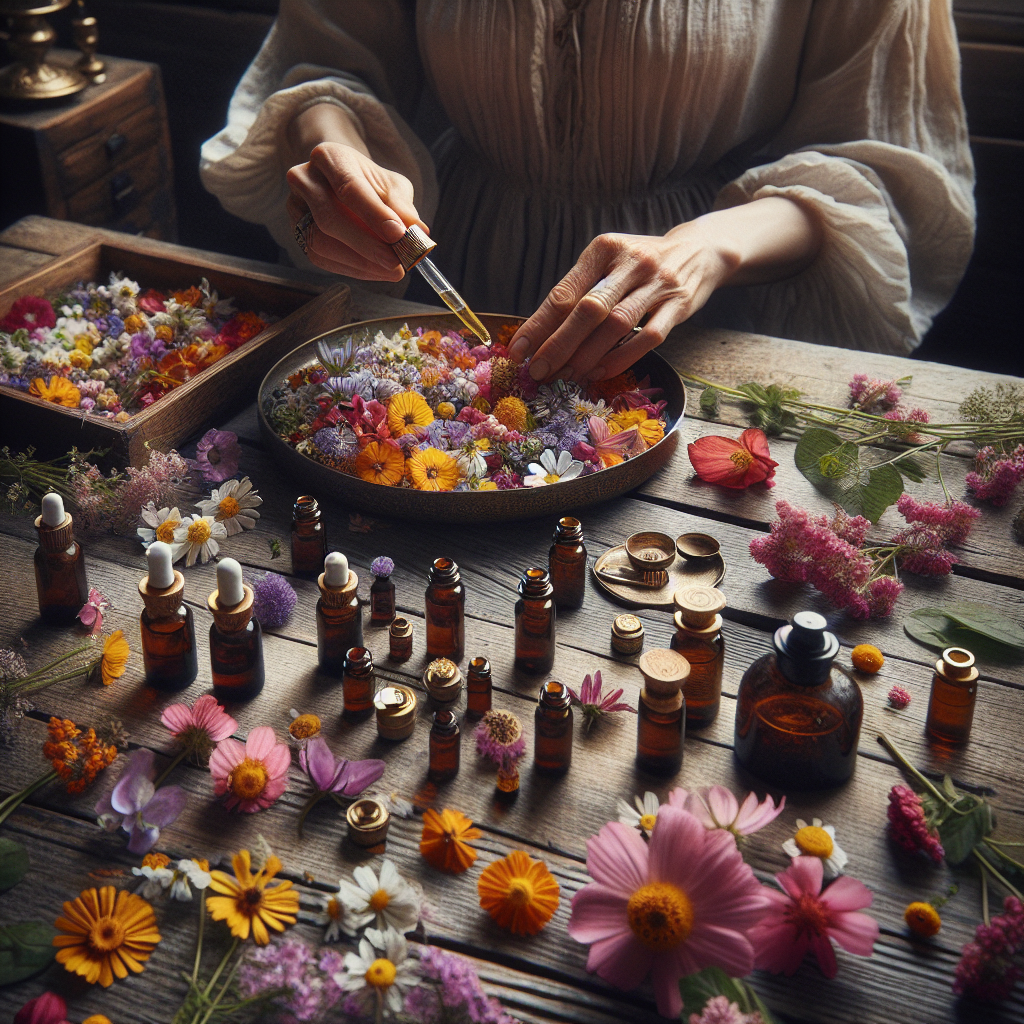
top-left (668, 785), bottom-right (785, 839)
top-left (748, 856), bottom-right (878, 979)
top-left (567, 671), bottom-right (635, 732)
top-left (76, 588), bottom-right (110, 635)
top-left (587, 415), bottom-right (638, 467)
top-left (210, 726), bottom-right (291, 813)
top-left (161, 694), bottom-right (237, 762)
top-left (567, 806), bottom-right (768, 1018)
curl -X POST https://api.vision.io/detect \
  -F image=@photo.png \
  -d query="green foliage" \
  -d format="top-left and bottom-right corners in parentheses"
top-left (920, 777), bottom-right (995, 866)
top-left (679, 967), bottom-right (778, 1022)
top-left (795, 428), bottom-right (904, 522)
top-left (905, 604), bottom-right (1024, 659)
top-left (0, 920), bottom-right (56, 986)
top-left (698, 386), bottom-right (720, 419)
top-left (735, 382), bottom-right (801, 436)
top-left (0, 839), bottom-right (28, 893)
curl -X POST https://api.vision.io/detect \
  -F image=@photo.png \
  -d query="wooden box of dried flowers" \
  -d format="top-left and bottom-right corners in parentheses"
top-left (0, 236), bottom-right (350, 466)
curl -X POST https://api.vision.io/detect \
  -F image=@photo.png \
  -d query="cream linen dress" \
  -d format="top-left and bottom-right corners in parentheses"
top-left (200, 0), bottom-right (975, 354)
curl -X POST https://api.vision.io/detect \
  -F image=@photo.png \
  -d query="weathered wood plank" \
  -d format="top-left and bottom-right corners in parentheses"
top-left (0, 244), bottom-right (53, 287)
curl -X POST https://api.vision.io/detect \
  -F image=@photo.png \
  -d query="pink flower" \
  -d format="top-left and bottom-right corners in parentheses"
top-left (210, 725), bottom-right (291, 812)
top-left (887, 785), bottom-right (944, 862)
top-left (567, 670), bottom-right (635, 732)
top-left (567, 806), bottom-right (768, 1018)
top-left (76, 588), bottom-right (109, 635)
top-left (668, 786), bottom-right (785, 839)
top-left (748, 856), bottom-right (878, 979)
top-left (14, 992), bottom-right (69, 1024)
top-left (894, 494), bottom-right (979, 547)
top-left (688, 995), bottom-right (762, 1024)
top-left (161, 694), bottom-right (238, 763)
top-left (587, 415), bottom-right (638, 467)
top-left (848, 373), bottom-right (902, 412)
top-left (194, 428), bottom-right (242, 483)
top-left (687, 428), bottom-right (778, 489)
top-left (887, 684), bottom-right (911, 710)
top-left (1, 295), bottom-right (57, 333)
top-left (965, 444), bottom-right (1024, 507)
top-left (954, 895), bottom-right (1024, 1001)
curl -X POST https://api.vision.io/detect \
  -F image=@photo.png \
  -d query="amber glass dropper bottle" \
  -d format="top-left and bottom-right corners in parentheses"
top-left (138, 541), bottom-right (197, 691)
top-left (34, 492), bottom-right (88, 624)
top-left (316, 552), bottom-right (362, 675)
top-left (208, 557), bottom-right (265, 702)
top-left (636, 648), bottom-right (689, 776)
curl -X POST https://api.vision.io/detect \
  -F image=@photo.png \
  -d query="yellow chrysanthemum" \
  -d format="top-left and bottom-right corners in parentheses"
top-left (478, 850), bottom-right (560, 935)
top-left (436, 401), bottom-right (456, 421)
top-left (53, 886), bottom-right (161, 987)
top-left (355, 440), bottom-right (406, 487)
top-left (493, 396), bottom-right (528, 432)
top-left (100, 630), bottom-right (130, 686)
top-left (123, 314), bottom-right (146, 333)
top-left (29, 376), bottom-right (82, 407)
top-left (69, 348), bottom-right (93, 369)
top-left (407, 448), bottom-right (459, 491)
top-left (387, 390), bottom-right (434, 436)
top-left (207, 849), bottom-right (299, 945)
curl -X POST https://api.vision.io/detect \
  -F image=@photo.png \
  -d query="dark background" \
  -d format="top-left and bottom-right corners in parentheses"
top-left (27, 0), bottom-right (1024, 374)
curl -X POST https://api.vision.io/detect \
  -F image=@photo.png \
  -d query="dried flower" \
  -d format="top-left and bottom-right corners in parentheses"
top-left (337, 926), bottom-right (418, 1017)
top-left (493, 395), bottom-right (529, 432)
top-left (416, 945), bottom-right (517, 1024)
top-left (161, 694), bottom-right (237, 763)
top-left (905, 901), bottom-right (942, 938)
top-left (848, 373), bottom-right (904, 412)
top-left (688, 995), bottom-right (765, 1024)
top-left (475, 710), bottom-right (526, 773)
top-left (298, 736), bottom-right (385, 797)
top-left (170, 513), bottom-right (226, 566)
top-left (77, 588), bottom-right (109, 635)
top-left (209, 726), bottom-right (291, 812)
top-left (44, 716), bottom-right (118, 794)
top-left (370, 555), bottom-right (395, 578)
top-left (97, 630), bottom-right (129, 686)
top-left (567, 671), bottom-right (634, 731)
top-left (420, 808), bottom-right (481, 873)
top-left (617, 792), bottom-right (661, 838)
top-left (688, 428), bottom-right (778, 488)
top-left (668, 785), bottom-right (786, 840)
top-left (288, 710), bottom-right (321, 742)
top-left (207, 848), bottom-right (299, 944)
top-left (851, 644), bottom-right (884, 673)
top-left (2, 295), bottom-right (56, 332)
top-left (887, 684), bottom-right (912, 710)
top-left (524, 448), bottom-right (584, 486)
top-left (478, 850), bottom-right (559, 935)
top-left (194, 428), bottom-right (242, 483)
top-left (953, 895), bottom-right (1024, 1001)
top-left (407, 447), bottom-right (460, 491)
top-left (94, 749), bottom-right (186, 854)
top-left (29, 376), bottom-right (81, 407)
top-left (248, 571), bottom-right (297, 628)
top-left (887, 784), bottom-right (944, 862)
top-left (196, 475), bottom-right (261, 534)
top-left (966, 444), bottom-right (1024, 506)
top-left (355, 439), bottom-right (405, 486)
top-left (387, 390), bottom-right (434, 436)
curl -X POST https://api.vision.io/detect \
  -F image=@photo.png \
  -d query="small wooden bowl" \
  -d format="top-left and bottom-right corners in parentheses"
top-left (625, 531), bottom-right (677, 571)
top-left (675, 532), bottom-right (721, 561)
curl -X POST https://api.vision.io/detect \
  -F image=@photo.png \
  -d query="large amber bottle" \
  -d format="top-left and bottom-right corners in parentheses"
top-left (291, 495), bottom-right (327, 575)
top-left (425, 557), bottom-right (465, 661)
top-left (534, 681), bottom-right (573, 774)
top-left (636, 648), bottom-right (689, 776)
top-left (514, 567), bottom-right (556, 674)
top-left (138, 541), bottom-right (197, 692)
top-left (548, 517), bottom-right (587, 609)
top-left (208, 558), bottom-right (265, 702)
top-left (926, 647), bottom-right (979, 747)
top-left (735, 612), bottom-right (863, 788)
top-left (671, 585), bottom-right (726, 727)
top-left (34, 493), bottom-right (88, 624)
top-left (316, 552), bottom-right (362, 675)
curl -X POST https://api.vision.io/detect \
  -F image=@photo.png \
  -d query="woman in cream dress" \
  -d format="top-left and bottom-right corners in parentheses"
top-left (201, 0), bottom-right (974, 382)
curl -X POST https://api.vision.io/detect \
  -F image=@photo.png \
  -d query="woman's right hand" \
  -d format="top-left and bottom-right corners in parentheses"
top-left (285, 142), bottom-right (427, 280)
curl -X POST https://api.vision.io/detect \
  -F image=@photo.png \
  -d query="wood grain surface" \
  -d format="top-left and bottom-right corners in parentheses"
top-left (0, 220), bottom-right (1022, 1024)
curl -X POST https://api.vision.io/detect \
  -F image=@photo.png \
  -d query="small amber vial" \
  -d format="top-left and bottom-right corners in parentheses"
top-left (466, 656), bottom-right (493, 718)
top-left (534, 681), bottom-right (573, 774)
top-left (671, 585), bottom-right (726, 727)
top-left (316, 553), bottom-right (362, 676)
top-left (549, 516), bottom-right (587, 609)
top-left (291, 495), bottom-right (327, 575)
top-left (636, 648), bottom-right (689, 776)
top-left (369, 557), bottom-right (397, 625)
top-left (926, 647), bottom-right (979, 747)
top-left (428, 709), bottom-right (461, 782)
top-left (389, 617), bottom-right (414, 661)
top-left (514, 567), bottom-right (556, 675)
top-left (34, 494), bottom-right (89, 624)
top-left (425, 557), bottom-right (465, 661)
top-left (342, 647), bottom-right (376, 720)
top-left (208, 560), bottom-right (264, 702)
top-left (138, 544), bottom-right (197, 692)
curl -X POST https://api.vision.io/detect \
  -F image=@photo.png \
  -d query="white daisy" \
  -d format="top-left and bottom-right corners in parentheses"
top-left (169, 859), bottom-right (212, 901)
top-left (616, 792), bottom-right (661, 837)
top-left (195, 476), bottom-right (262, 536)
top-left (455, 448), bottom-right (488, 480)
top-left (170, 514), bottom-right (226, 566)
top-left (782, 818), bottom-right (848, 879)
top-left (336, 926), bottom-right (418, 1018)
top-left (524, 449), bottom-right (584, 487)
top-left (137, 504), bottom-right (183, 549)
top-left (132, 864), bottom-right (174, 899)
top-left (200, 277), bottom-right (237, 320)
top-left (308, 891), bottom-right (348, 943)
top-left (337, 859), bottom-right (422, 935)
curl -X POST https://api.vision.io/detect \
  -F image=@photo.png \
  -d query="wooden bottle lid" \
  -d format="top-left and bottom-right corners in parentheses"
top-left (638, 648), bottom-right (690, 696)
top-left (207, 584), bottom-right (254, 632)
top-left (673, 585), bottom-right (726, 632)
top-left (34, 511), bottom-right (74, 551)
top-left (139, 570), bottom-right (185, 618)
top-left (391, 224), bottom-right (437, 270)
top-left (317, 568), bottom-right (359, 608)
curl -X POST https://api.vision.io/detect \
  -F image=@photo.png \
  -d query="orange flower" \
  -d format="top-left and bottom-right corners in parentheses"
top-left (851, 644), bottom-right (884, 673)
top-left (157, 348), bottom-right (198, 383)
top-left (493, 396), bottom-right (529, 432)
top-left (495, 324), bottom-right (518, 348)
top-left (613, 410), bottom-right (664, 449)
top-left (387, 390), bottom-right (434, 437)
top-left (417, 330), bottom-right (443, 356)
top-left (123, 314), bottom-right (146, 333)
top-left (192, 342), bottom-right (229, 369)
top-left (478, 850), bottom-right (560, 935)
top-left (43, 717), bottom-right (118, 794)
top-left (29, 377), bottom-right (81, 407)
top-left (588, 370), bottom-right (637, 403)
top-left (355, 440), bottom-right (406, 486)
top-left (154, 324), bottom-right (174, 344)
top-left (99, 630), bottom-right (130, 686)
top-left (407, 448), bottom-right (459, 491)
top-left (420, 808), bottom-right (481, 873)
top-left (172, 285), bottom-right (203, 307)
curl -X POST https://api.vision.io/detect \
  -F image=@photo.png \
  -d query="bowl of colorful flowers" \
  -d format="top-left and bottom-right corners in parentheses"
top-left (258, 313), bottom-right (685, 522)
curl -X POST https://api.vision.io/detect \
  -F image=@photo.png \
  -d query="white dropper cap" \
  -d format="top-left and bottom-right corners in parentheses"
top-left (217, 557), bottom-right (245, 607)
top-left (41, 492), bottom-right (65, 527)
top-left (147, 541), bottom-right (175, 589)
top-left (324, 551), bottom-right (349, 588)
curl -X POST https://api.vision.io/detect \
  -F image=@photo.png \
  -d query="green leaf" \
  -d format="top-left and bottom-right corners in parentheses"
top-left (698, 387), bottom-right (720, 419)
top-left (0, 839), bottom-right (28, 892)
top-left (896, 455), bottom-right (930, 483)
top-left (794, 428), bottom-right (905, 523)
top-left (679, 967), bottom-right (778, 1023)
top-left (0, 920), bottom-right (56, 986)
top-left (905, 607), bottom-right (1024, 660)
top-left (937, 799), bottom-right (994, 865)
top-left (940, 602), bottom-right (1024, 651)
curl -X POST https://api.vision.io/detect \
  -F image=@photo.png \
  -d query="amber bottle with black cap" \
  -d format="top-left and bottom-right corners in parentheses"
top-left (425, 557), bottom-right (465, 661)
top-left (514, 567), bottom-right (556, 674)
top-left (735, 611), bottom-right (863, 788)
top-left (548, 517), bottom-right (587, 609)
top-left (534, 681), bottom-right (573, 774)
top-left (34, 492), bottom-right (88, 623)
top-left (291, 495), bottom-right (327, 575)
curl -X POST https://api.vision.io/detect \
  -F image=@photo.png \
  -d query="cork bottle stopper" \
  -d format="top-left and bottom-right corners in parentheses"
top-left (35, 492), bottom-right (74, 551)
top-left (208, 558), bottom-right (254, 632)
top-left (318, 552), bottom-right (358, 607)
top-left (638, 648), bottom-right (690, 697)
top-left (139, 542), bottom-right (184, 617)
top-left (391, 224), bottom-right (437, 271)
top-left (673, 585), bottom-right (726, 634)
top-left (937, 647), bottom-right (979, 683)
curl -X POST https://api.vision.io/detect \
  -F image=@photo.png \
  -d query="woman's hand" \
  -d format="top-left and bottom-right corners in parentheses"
top-left (285, 111), bottom-right (428, 281)
top-left (507, 197), bottom-right (822, 383)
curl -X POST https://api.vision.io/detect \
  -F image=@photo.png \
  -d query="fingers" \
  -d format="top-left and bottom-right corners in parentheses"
top-left (586, 297), bottom-right (689, 382)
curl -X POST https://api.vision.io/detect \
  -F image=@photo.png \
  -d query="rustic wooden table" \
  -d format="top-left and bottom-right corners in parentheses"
top-left (1, 218), bottom-right (1022, 1024)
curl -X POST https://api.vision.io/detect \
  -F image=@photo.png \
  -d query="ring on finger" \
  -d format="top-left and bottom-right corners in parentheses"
top-left (614, 325), bottom-right (642, 348)
top-left (293, 211), bottom-right (314, 255)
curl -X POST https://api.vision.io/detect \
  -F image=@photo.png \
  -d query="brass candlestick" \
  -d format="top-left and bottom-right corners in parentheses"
top-left (72, 0), bottom-right (104, 82)
top-left (0, 0), bottom-right (88, 100)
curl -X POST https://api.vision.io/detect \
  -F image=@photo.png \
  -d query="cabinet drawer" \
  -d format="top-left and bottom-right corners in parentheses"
top-left (57, 103), bottom-right (162, 195)
top-left (66, 143), bottom-right (167, 225)
top-left (45, 71), bottom-right (154, 154)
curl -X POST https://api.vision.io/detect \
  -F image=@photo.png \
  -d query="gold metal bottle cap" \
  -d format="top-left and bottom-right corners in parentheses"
top-left (346, 798), bottom-right (391, 847)
top-left (611, 613), bottom-right (645, 654)
top-left (391, 224), bottom-right (437, 271)
top-left (673, 585), bottom-right (725, 634)
top-left (638, 648), bottom-right (690, 696)
top-left (936, 647), bottom-right (979, 683)
top-left (423, 658), bottom-right (462, 704)
top-left (375, 685), bottom-right (417, 740)
top-left (390, 617), bottom-right (413, 639)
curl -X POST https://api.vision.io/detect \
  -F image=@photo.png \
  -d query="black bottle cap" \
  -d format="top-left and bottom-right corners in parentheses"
top-left (773, 611), bottom-right (839, 686)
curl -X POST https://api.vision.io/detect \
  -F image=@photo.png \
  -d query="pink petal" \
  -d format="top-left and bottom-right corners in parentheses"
top-left (261, 741), bottom-right (292, 779)
top-left (828, 910), bottom-right (879, 957)
top-left (194, 695), bottom-right (237, 740)
top-left (78, 605), bottom-right (98, 627)
top-left (586, 822), bottom-right (649, 897)
top-left (161, 703), bottom-right (193, 735)
top-left (736, 791), bottom-right (785, 834)
top-left (704, 786), bottom-right (739, 828)
top-left (683, 922), bottom-right (756, 977)
top-left (259, 774), bottom-right (289, 806)
top-left (244, 725), bottom-right (278, 761)
top-left (209, 738), bottom-right (245, 779)
top-left (810, 933), bottom-right (838, 978)
top-left (752, 918), bottom-right (809, 976)
top-left (776, 856), bottom-right (822, 899)
top-left (666, 787), bottom-right (689, 809)
top-left (579, 674), bottom-right (594, 704)
top-left (650, 955), bottom-right (684, 1018)
top-left (682, 791), bottom-right (714, 828)
top-left (568, 884), bottom-right (632, 944)
top-left (586, 930), bottom-right (650, 991)
top-left (820, 875), bottom-right (874, 914)
top-left (647, 807), bottom-right (707, 888)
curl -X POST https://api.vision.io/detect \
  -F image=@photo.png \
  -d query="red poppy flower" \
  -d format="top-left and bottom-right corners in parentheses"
top-left (1, 295), bottom-right (56, 332)
top-left (687, 428), bottom-right (778, 489)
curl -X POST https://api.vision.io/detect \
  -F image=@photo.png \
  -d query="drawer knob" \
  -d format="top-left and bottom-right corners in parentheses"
top-left (111, 171), bottom-right (137, 214)
top-left (105, 132), bottom-right (127, 157)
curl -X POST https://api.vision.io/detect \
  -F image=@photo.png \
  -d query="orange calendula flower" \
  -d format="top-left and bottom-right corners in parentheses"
top-left (355, 440), bottom-right (406, 487)
top-left (207, 849), bottom-right (299, 944)
top-left (851, 644), bottom-right (884, 673)
top-left (123, 313), bottom-right (146, 333)
top-left (29, 376), bottom-right (82, 408)
top-left (417, 329), bottom-right (443, 356)
top-left (154, 324), bottom-right (174, 344)
top-left (493, 396), bottom-right (529, 432)
top-left (288, 712), bottom-right (321, 741)
top-left (172, 285), bottom-right (203, 307)
top-left (904, 901), bottom-right (941, 938)
top-left (157, 347), bottom-right (198, 383)
top-left (43, 717), bottom-right (119, 794)
top-left (478, 850), bottom-right (560, 935)
top-left (420, 808), bottom-right (481, 873)
top-left (407, 448), bottom-right (459, 491)
top-left (53, 885), bottom-right (160, 987)
top-left (99, 630), bottom-right (130, 686)
top-left (387, 390), bottom-right (435, 437)
top-left (141, 852), bottom-right (170, 870)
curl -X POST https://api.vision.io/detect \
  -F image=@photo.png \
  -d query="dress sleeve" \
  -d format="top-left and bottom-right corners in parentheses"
top-left (715, 0), bottom-right (975, 354)
top-left (199, 0), bottom-right (438, 264)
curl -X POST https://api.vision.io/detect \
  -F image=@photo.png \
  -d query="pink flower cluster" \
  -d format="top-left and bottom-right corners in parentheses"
top-left (689, 995), bottom-right (765, 1024)
top-left (966, 444), bottom-right (1024, 506)
top-left (886, 785), bottom-right (944, 863)
top-left (849, 373), bottom-right (903, 412)
top-left (953, 896), bottom-right (1024, 1002)
top-left (237, 937), bottom-right (346, 1023)
top-left (414, 945), bottom-right (517, 1024)
top-left (890, 494), bottom-right (980, 575)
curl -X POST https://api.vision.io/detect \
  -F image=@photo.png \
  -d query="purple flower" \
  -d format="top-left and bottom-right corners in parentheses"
top-left (370, 555), bottom-right (395, 578)
top-left (568, 670), bottom-right (635, 733)
top-left (299, 736), bottom-right (385, 795)
top-left (95, 749), bottom-right (187, 854)
top-left (474, 710), bottom-right (526, 772)
top-left (129, 331), bottom-right (166, 362)
top-left (248, 571), bottom-right (297, 628)
top-left (194, 428), bottom-right (242, 483)
top-left (417, 945), bottom-right (517, 1023)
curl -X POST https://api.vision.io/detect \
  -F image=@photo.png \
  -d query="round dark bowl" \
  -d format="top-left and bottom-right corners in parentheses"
top-left (258, 312), bottom-right (686, 523)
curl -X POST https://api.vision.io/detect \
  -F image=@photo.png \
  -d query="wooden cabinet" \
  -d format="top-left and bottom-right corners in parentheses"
top-left (0, 51), bottom-right (177, 241)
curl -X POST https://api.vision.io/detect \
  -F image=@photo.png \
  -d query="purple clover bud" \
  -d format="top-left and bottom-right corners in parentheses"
top-left (370, 556), bottom-right (395, 578)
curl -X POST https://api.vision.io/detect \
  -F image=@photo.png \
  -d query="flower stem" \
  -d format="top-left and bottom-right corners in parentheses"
top-left (191, 891), bottom-right (206, 986)
top-left (980, 858), bottom-right (990, 925)
top-left (877, 732), bottom-right (959, 811)
top-left (15, 645), bottom-right (96, 685)
top-left (297, 790), bottom-right (324, 839)
top-left (16, 662), bottom-right (99, 694)
top-left (984, 840), bottom-right (1024, 874)
top-left (155, 748), bottom-right (189, 788)
top-left (202, 937), bottom-right (238, 1000)
top-left (935, 448), bottom-right (951, 503)
top-left (974, 848), bottom-right (1024, 902)
top-left (196, 943), bottom-right (244, 1024)
top-left (0, 771), bottom-right (57, 826)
